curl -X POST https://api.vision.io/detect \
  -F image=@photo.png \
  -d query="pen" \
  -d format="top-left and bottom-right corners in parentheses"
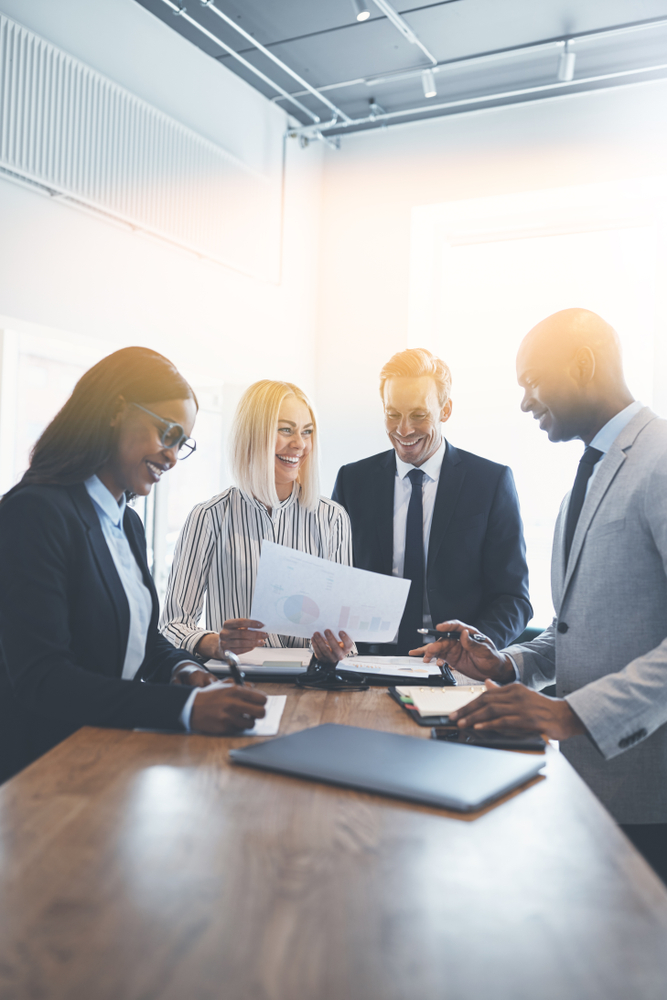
top-left (223, 650), bottom-right (245, 686)
top-left (417, 628), bottom-right (486, 642)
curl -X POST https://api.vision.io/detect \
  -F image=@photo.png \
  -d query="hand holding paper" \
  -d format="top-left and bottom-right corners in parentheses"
top-left (250, 541), bottom-right (410, 642)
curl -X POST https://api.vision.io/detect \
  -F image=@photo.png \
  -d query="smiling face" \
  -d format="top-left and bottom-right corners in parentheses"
top-left (273, 395), bottom-right (314, 500)
top-left (383, 376), bottom-right (452, 467)
top-left (516, 336), bottom-right (585, 443)
top-left (98, 396), bottom-right (197, 500)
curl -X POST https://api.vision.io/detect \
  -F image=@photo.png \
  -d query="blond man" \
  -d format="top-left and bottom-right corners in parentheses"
top-left (332, 348), bottom-right (531, 654)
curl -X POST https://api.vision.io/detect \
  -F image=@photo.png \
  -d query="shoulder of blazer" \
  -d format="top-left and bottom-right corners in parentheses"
top-left (615, 406), bottom-right (665, 453)
top-left (0, 481), bottom-right (94, 529)
top-left (338, 449), bottom-right (396, 481)
top-left (444, 442), bottom-right (507, 480)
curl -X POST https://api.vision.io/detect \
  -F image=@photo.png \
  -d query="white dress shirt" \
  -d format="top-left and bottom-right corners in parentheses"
top-left (392, 438), bottom-right (446, 632)
top-left (85, 476), bottom-right (197, 729)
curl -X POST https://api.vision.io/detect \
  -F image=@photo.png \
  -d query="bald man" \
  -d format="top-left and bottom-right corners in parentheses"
top-left (416, 309), bottom-right (667, 882)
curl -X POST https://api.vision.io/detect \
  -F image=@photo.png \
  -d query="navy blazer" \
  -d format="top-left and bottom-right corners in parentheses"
top-left (0, 483), bottom-right (190, 783)
top-left (332, 443), bottom-right (532, 651)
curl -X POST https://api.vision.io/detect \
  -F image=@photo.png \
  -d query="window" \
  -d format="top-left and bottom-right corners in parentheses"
top-left (409, 178), bottom-right (666, 625)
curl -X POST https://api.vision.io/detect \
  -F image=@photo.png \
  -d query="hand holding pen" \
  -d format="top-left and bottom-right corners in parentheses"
top-left (409, 620), bottom-right (517, 685)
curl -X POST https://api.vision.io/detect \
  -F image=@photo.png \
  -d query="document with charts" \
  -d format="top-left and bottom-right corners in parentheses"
top-left (250, 541), bottom-right (411, 642)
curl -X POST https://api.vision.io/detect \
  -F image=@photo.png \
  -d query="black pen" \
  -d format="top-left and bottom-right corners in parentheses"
top-left (417, 628), bottom-right (486, 642)
top-left (223, 650), bottom-right (245, 686)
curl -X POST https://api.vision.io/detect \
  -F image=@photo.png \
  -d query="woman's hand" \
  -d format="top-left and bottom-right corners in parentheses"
top-left (172, 663), bottom-right (218, 687)
top-left (409, 619), bottom-right (516, 684)
top-left (194, 619), bottom-right (267, 660)
top-left (311, 629), bottom-right (353, 665)
top-left (189, 681), bottom-right (267, 734)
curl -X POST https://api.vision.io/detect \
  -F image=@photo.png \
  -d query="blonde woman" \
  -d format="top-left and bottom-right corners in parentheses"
top-left (160, 380), bottom-right (353, 665)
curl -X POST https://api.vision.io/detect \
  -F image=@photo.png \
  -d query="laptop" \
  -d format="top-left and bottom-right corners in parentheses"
top-left (229, 723), bottom-right (545, 812)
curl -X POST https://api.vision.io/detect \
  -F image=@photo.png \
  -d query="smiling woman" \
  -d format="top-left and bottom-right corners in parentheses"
top-left (0, 348), bottom-right (269, 783)
top-left (160, 379), bottom-right (355, 666)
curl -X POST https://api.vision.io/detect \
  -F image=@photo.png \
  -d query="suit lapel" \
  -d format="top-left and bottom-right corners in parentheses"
top-left (427, 441), bottom-right (465, 571)
top-left (374, 451), bottom-right (397, 575)
top-left (561, 407), bottom-right (656, 598)
top-left (68, 483), bottom-right (130, 656)
top-left (561, 450), bottom-right (626, 596)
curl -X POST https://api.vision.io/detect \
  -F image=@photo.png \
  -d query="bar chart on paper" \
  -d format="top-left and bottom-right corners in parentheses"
top-left (251, 542), bottom-right (411, 642)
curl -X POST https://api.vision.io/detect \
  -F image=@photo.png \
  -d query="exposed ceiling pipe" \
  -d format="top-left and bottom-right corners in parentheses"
top-left (288, 61), bottom-right (667, 139)
top-left (162, 0), bottom-right (321, 121)
top-left (201, 0), bottom-right (353, 123)
top-left (371, 0), bottom-right (438, 65)
top-left (273, 15), bottom-right (667, 101)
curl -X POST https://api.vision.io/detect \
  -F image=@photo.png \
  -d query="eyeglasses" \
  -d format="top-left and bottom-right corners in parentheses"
top-left (131, 403), bottom-right (197, 460)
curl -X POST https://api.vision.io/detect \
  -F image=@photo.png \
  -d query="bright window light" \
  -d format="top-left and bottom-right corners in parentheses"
top-left (410, 182), bottom-right (662, 626)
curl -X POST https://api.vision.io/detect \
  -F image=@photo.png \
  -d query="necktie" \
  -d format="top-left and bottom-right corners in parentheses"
top-left (396, 468), bottom-right (425, 654)
top-left (563, 446), bottom-right (603, 565)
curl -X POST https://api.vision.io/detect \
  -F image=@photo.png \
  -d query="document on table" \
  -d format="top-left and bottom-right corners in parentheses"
top-left (340, 655), bottom-right (437, 678)
top-left (250, 541), bottom-right (410, 642)
top-left (206, 647), bottom-right (312, 675)
top-left (396, 685), bottom-right (485, 717)
top-left (238, 694), bottom-right (286, 736)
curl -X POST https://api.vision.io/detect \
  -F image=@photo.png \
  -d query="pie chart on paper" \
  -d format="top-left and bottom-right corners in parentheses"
top-left (283, 594), bottom-right (320, 626)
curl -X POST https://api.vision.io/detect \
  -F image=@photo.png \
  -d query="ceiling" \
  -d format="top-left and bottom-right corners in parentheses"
top-left (134, 1), bottom-right (667, 139)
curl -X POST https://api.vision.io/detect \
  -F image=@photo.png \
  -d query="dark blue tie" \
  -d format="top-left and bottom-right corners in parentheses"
top-left (396, 468), bottom-right (425, 654)
top-left (564, 445), bottom-right (603, 565)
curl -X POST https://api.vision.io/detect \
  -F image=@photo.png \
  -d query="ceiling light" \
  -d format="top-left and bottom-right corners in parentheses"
top-left (352, 0), bottom-right (371, 21)
top-left (557, 42), bottom-right (576, 82)
top-left (422, 68), bottom-right (437, 98)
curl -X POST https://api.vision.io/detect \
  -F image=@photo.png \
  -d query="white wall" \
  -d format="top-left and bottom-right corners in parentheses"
top-left (0, 0), bottom-right (324, 395)
top-left (315, 80), bottom-right (667, 493)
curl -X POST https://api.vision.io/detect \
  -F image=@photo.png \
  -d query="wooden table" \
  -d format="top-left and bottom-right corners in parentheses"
top-left (1, 685), bottom-right (667, 1000)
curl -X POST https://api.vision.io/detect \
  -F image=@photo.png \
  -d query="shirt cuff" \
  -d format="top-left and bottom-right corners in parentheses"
top-left (171, 658), bottom-right (202, 678)
top-left (171, 629), bottom-right (214, 657)
top-left (179, 688), bottom-right (199, 731)
top-left (503, 654), bottom-right (521, 684)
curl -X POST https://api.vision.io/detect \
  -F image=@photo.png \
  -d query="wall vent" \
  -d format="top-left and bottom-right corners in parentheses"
top-left (0, 12), bottom-right (281, 280)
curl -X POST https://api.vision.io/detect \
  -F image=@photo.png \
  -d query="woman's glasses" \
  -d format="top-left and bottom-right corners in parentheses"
top-left (131, 403), bottom-right (197, 460)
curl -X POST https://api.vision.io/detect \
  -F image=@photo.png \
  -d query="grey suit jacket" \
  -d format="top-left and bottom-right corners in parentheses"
top-left (505, 407), bottom-right (667, 824)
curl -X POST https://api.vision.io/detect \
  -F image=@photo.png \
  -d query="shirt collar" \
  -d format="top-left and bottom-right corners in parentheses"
top-left (84, 475), bottom-right (126, 527)
top-left (589, 400), bottom-right (644, 456)
top-left (395, 437), bottom-right (445, 483)
top-left (242, 482), bottom-right (300, 513)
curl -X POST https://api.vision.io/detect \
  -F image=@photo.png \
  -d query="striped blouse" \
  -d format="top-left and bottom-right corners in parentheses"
top-left (160, 485), bottom-right (353, 652)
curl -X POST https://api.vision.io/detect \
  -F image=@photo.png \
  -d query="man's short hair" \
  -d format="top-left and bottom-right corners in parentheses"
top-left (379, 348), bottom-right (452, 407)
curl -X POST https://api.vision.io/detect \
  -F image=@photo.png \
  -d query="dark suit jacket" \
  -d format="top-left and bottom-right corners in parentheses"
top-left (0, 483), bottom-right (191, 783)
top-left (332, 443), bottom-right (532, 651)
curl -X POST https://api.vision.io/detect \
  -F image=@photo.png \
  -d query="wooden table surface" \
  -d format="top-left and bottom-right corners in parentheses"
top-left (1, 684), bottom-right (667, 1000)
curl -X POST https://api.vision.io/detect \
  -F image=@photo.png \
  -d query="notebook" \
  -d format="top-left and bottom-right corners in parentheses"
top-left (397, 685), bottom-right (485, 718)
top-left (229, 723), bottom-right (545, 812)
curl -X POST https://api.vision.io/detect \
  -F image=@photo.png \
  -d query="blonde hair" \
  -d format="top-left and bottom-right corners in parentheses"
top-left (230, 380), bottom-right (320, 512)
top-left (379, 348), bottom-right (452, 406)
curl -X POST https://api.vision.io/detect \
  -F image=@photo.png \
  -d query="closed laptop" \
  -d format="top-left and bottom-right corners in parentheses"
top-left (229, 723), bottom-right (545, 812)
